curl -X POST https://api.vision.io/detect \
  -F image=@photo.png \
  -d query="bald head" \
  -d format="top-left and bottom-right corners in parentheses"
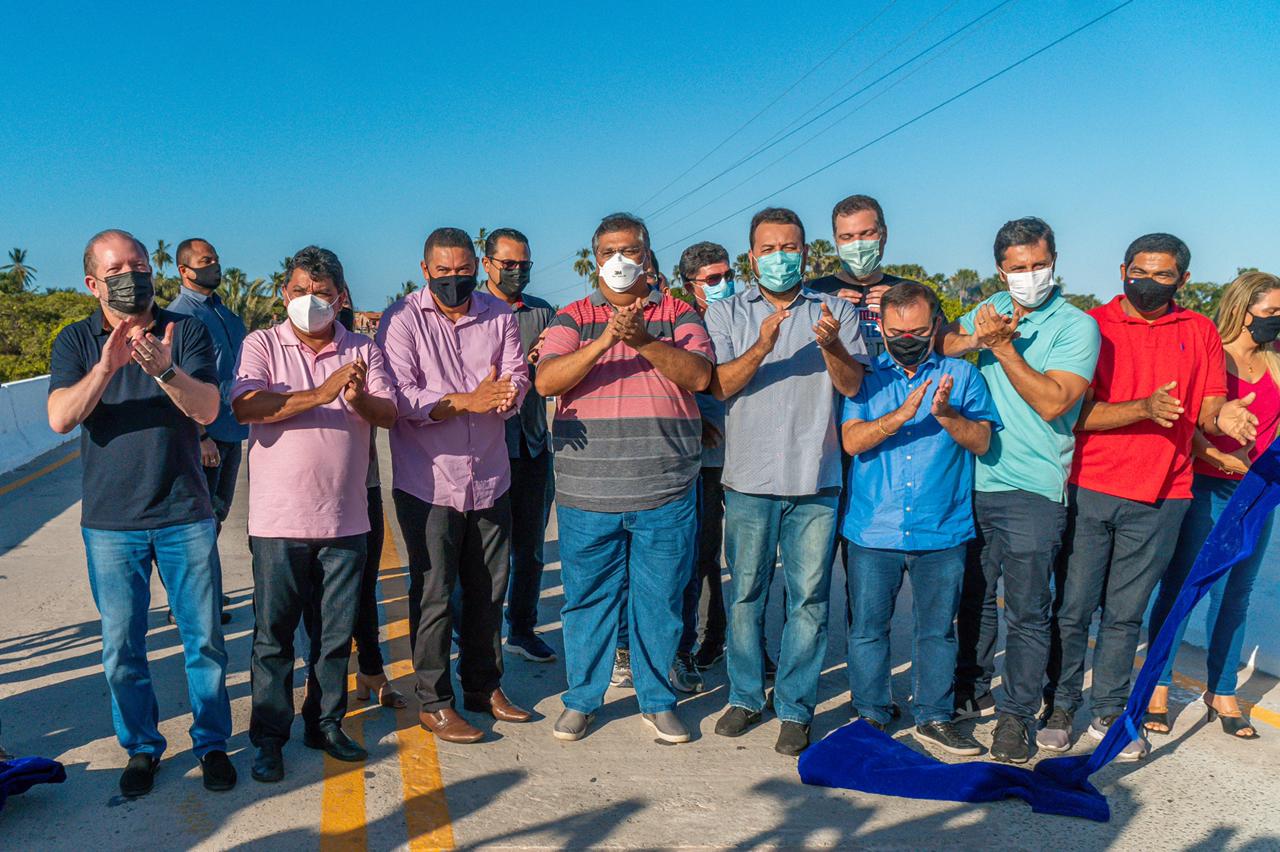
top-left (83, 229), bottom-right (149, 279)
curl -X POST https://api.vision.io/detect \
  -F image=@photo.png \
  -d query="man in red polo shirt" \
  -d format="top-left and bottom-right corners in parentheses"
top-left (1039, 233), bottom-right (1258, 759)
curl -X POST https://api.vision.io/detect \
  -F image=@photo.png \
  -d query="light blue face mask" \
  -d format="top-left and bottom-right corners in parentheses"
top-left (838, 239), bottom-right (882, 278)
top-left (755, 251), bottom-right (804, 293)
top-left (702, 279), bottom-right (735, 303)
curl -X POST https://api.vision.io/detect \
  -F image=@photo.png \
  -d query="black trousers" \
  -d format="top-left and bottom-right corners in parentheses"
top-left (506, 452), bottom-right (551, 636)
top-left (393, 489), bottom-right (512, 712)
top-left (203, 439), bottom-right (243, 533)
top-left (679, 466), bottom-right (727, 654)
top-left (249, 534), bottom-right (365, 745)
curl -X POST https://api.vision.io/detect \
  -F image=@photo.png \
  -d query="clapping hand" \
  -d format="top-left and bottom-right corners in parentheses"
top-left (1217, 392), bottom-right (1259, 445)
top-left (343, 357), bottom-right (368, 403)
top-left (813, 303), bottom-right (842, 350)
top-left (97, 318), bottom-right (137, 375)
top-left (1144, 381), bottom-right (1185, 428)
top-left (973, 303), bottom-right (1019, 351)
top-left (756, 303), bottom-right (791, 353)
top-left (612, 301), bottom-right (651, 348)
top-left (129, 323), bottom-right (175, 377)
top-left (468, 366), bottom-right (517, 414)
top-left (931, 373), bottom-right (955, 418)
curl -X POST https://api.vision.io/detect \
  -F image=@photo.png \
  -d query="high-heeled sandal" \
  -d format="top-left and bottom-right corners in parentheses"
top-left (1143, 706), bottom-right (1171, 735)
top-left (355, 672), bottom-right (408, 709)
top-left (1203, 695), bottom-right (1259, 740)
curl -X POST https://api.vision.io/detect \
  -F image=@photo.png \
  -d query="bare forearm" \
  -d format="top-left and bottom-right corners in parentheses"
top-left (429, 393), bottom-right (474, 421)
top-left (159, 371), bottom-right (220, 425)
top-left (1199, 397), bottom-right (1225, 435)
top-left (991, 345), bottom-right (1073, 421)
top-left (534, 338), bottom-right (610, 397)
top-left (842, 419), bottom-right (895, 455)
top-left (711, 343), bottom-right (769, 400)
top-left (1077, 397), bottom-right (1149, 431)
top-left (938, 321), bottom-right (978, 357)
top-left (351, 393), bottom-right (397, 428)
top-left (234, 388), bottom-right (327, 424)
top-left (47, 367), bottom-right (113, 433)
top-left (937, 414), bottom-right (991, 455)
top-left (822, 343), bottom-right (864, 397)
top-left (635, 339), bottom-right (711, 393)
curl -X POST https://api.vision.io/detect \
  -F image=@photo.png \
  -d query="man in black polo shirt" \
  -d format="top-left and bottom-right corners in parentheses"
top-left (47, 229), bottom-right (234, 798)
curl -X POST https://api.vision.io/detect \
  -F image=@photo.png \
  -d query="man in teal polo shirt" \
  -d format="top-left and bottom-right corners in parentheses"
top-left (938, 217), bottom-right (1100, 763)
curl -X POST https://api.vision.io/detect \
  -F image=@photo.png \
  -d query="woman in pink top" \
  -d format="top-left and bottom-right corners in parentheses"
top-left (1146, 271), bottom-right (1280, 740)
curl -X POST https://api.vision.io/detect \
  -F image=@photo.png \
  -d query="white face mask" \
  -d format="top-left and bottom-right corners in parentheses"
top-left (287, 293), bottom-right (336, 333)
top-left (1005, 266), bottom-right (1055, 308)
top-left (599, 252), bottom-right (646, 293)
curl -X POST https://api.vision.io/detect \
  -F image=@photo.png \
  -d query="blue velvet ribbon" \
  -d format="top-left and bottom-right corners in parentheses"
top-left (799, 444), bottom-right (1280, 821)
top-left (0, 757), bottom-right (66, 811)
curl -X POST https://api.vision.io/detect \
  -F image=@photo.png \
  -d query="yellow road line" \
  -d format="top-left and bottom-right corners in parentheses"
top-left (0, 448), bottom-right (79, 497)
top-left (320, 717), bottom-right (368, 851)
top-left (1136, 653), bottom-right (1280, 730)
top-left (381, 516), bottom-right (454, 851)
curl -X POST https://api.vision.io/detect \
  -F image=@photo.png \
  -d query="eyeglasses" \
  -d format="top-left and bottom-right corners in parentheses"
top-left (486, 258), bottom-right (533, 272)
top-left (692, 272), bottom-right (735, 287)
top-left (596, 246), bottom-right (646, 262)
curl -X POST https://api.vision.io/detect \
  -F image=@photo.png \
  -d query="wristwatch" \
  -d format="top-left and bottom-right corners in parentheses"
top-left (156, 365), bottom-right (177, 384)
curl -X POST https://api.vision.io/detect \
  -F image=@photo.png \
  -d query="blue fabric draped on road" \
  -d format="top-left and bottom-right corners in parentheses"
top-left (799, 444), bottom-right (1280, 822)
top-left (0, 758), bottom-right (66, 811)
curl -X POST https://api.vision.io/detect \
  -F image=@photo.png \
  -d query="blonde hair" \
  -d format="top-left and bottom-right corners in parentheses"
top-left (1216, 270), bottom-right (1280, 387)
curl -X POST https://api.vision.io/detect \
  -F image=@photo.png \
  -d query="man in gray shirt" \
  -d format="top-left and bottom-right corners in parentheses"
top-left (481, 228), bottom-right (558, 663)
top-left (705, 207), bottom-right (866, 756)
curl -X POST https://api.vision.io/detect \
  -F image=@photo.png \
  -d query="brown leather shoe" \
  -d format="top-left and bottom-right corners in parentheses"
top-left (418, 708), bottom-right (484, 743)
top-left (463, 688), bottom-right (532, 723)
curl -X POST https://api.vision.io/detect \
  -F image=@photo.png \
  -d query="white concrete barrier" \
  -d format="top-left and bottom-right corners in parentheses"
top-left (0, 375), bottom-right (77, 473)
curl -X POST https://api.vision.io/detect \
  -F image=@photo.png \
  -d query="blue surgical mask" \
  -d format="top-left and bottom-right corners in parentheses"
top-left (755, 251), bottom-right (803, 293)
top-left (838, 239), bottom-right (882, 278)
top-left (702, 279), bottom-right (735, 304)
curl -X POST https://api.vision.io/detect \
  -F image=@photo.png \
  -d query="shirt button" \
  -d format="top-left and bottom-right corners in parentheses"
top-left (906, 455), bottom-right (912, 461)
top-left (906, 482), bottom-right (912, 487)
top-left (905, 507), bottom-right (912, 512)
top-left (904, 531), bottom-right (911, 536)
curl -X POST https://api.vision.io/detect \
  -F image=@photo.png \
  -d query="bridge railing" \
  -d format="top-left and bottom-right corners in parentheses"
top-left (0, 375), bottom-right (77, 474)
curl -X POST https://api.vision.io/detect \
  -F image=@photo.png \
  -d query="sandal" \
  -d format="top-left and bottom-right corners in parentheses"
top-left (1143, 707), bottom-right (1171, 735)
top-left (355, 672), bottom-right (408, 709)
top-left (1203, 694), bottom-right (1259, 740)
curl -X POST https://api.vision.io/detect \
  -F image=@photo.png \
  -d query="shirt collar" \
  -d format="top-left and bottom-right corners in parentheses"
top-left (178, 285), bottom-right (212, 304)
top-left (588, 287), bottom-right (664, 308)
top-left (744, 284), bottom-right (819, 307)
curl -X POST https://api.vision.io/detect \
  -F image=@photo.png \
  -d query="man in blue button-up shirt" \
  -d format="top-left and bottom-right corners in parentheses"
top-left (842, 282), bottom-right (999, 757)
top-left (168, 239), bottom-right (249, 535)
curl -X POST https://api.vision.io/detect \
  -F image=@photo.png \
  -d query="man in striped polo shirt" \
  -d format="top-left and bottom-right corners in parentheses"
top-left (535, 212), bottom-right (714, 744)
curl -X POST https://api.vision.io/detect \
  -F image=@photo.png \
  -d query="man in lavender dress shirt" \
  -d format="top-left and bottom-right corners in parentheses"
top-left (377, 227), bottom-right (532, 744)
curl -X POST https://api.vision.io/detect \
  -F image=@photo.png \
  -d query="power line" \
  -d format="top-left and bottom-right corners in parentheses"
top-left (655, 0), bottom-right (1137, 253)
top-left (633, 0), bottom-right (902, 214)
top-left (642, 0), bottom-right (1017, 223)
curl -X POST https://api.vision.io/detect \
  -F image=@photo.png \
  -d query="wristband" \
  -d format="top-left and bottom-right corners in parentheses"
top-left (155, 365), bottom-right (177, 384)
top-left (877, 417), bottom-right (898, 437)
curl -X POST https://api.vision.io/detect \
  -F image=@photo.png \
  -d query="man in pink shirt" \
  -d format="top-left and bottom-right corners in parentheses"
top-left (377, 227), bottom-right (531, 744)
top-left (232, 246), bottom-right (397, 782)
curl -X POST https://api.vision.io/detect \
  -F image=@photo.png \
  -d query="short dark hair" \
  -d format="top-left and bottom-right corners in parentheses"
top-left (592, 212), bottom-right (649, 256)
top-left (748, 207), bottom-right (805, 249)
top-left (678, 241), bottom-right (731, 282)
top-left (423, 227), bottom-right (476, 261)
top-left (176, 237), bottom-right (213, 268)
top-left (831, 194), bottom-right (885, 233)
top-left (993, 217), bottom-right (1056, 267)
top-left (880, 281), bottom-right (940, 321)
top-left (285, 245), bottom-right (346, 293)
top-left (484, 227), bottom-right (529, 257)
top-left (1124, 232), bottom-right (1191, 278)
top-left (82, 228), bottom-right (148, 277)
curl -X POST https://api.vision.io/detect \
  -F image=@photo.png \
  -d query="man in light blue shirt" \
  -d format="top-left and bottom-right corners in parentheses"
top-left (938, 217), bottom-right (1100, 764)
top-left (168, 238), bottom-right (249, 625)
top-left (842, 282), bottom-right (999, 757)
top-left (704, 208), bottom-right (866, 757)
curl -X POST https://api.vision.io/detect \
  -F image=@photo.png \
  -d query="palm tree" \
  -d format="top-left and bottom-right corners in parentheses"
top-left (806, 239), bottom-right (838, 279)
top-left (734, 253), bottom-right (757, 285)
top-left (387, 279), bottom-right (418, 307)
top-left (474, 227), bottom-right (489, 256)
top-left (573, 248), bottom-right (598, 289)
top-left (152, 240), bottom-right (173, 277)
top-left (271, 257), bottom-right (290, 290)
top-left (1, 248), bottom-right (37, 291)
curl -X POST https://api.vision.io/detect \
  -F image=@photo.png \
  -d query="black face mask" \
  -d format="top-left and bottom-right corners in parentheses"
top-left (885, 332), bottom-right (933, 368)
top-left (429, 274), bottom-right (477, 309)
top-left (192, 262), bottom-right (222, 289)
top-left (1124, 276), bottom-right (1178, 313)
top-left (1247, 313), bottom-right (1280, 345)
top-left (104, 270), bottom-right (154, 315)
top-left (495, 267), bottom-right (530, 297)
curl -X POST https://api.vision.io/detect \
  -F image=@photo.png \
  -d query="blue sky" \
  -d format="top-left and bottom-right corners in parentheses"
top-left (4, 0), bottom-right (1278, 310)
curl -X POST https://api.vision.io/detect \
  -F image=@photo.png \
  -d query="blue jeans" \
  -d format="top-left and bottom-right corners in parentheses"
top-left (724, 489), bottom-right (838, 725)
top-left (82, 520), bottom-right (231, 758)
top-left (847, 542), bottom-right (967, 726)
top-left (1149, 473), bottom-right (1275, 695)
top-left (558, 486), bottom-right (696, 715)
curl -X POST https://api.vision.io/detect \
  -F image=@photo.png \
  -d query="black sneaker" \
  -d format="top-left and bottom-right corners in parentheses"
top-left (119, 753), bottom-right (160, 797)
top-left (954, 691), bottom-right (996, 720)
top-left (990, 714), bottom-right (1032, 764)
top-left (669, 652), bottom-right (704, 694)
top-left (692, 643), bottom-right (724, 670)
top-left (915, 721), bottom-right (983, 756)
top-left (200, 750), bottom-right (237, 792)
top-left (775, 721), bottom-right (810, 756)
top-left (714, 706), bottom-right (762, 737)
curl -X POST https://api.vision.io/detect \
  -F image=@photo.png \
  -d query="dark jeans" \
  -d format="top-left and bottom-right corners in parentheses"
top-left (507, 452), bottom-right (551, 636)
top-left (1046, 485), bottom-right (1190, 718)
top-left (203, 439), bottom-right (242, 532)
top-left (393, 489), bottom-right (511, 712)
top-left (249, 534), bottom-right (365, 745)
top-left (955, 489), bottom-right (1067, 722)
top-left (679, 466), bottom-right (727, 655)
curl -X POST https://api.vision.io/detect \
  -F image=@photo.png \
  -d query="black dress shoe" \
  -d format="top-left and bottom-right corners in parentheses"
top-left (200, 750), bottom-right (237, 791)
top-left (304, 726), bottom-right (368, 762)
top-left (119, 753), bottom-right (160, 797)
top-left (251, 743), bottom-right (284, 783)
top-left (775, 721), bottom-right (811, 756)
